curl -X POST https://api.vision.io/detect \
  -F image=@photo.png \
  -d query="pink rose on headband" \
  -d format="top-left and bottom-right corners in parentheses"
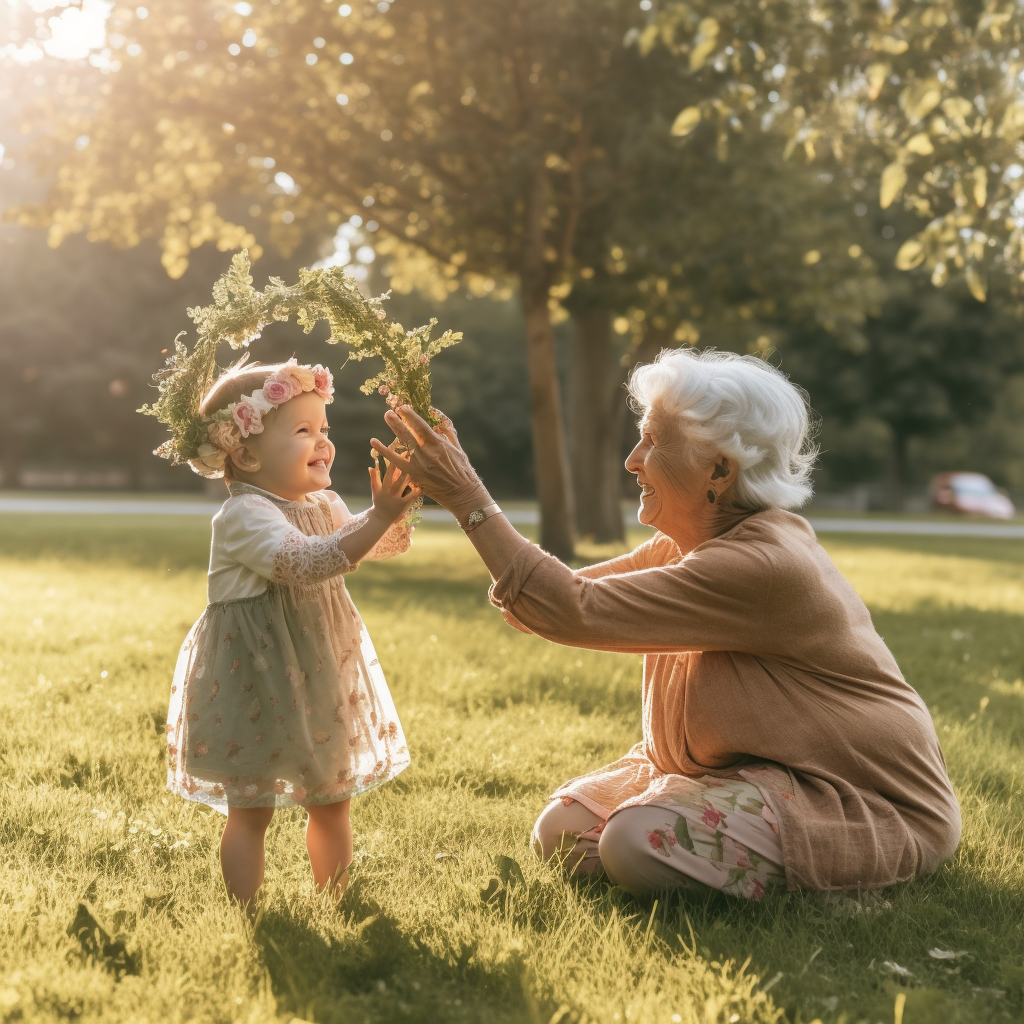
top-left (261, 377), bottom-right (294, 405)
top-left (279, 361), bottom-right (316, 393)
top-left (232, 399), bottom-right (263, 437)
top-left (312, 365), bottom-right (334, 401)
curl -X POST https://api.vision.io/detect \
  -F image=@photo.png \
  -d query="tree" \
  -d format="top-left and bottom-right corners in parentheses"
top-left (781, 205), bottom-right (1024, 508)
top-left (10, 0), bottom-right (1022, 540)
top-left (0, 0), bottom-right (877, 551)
top-left (6, 0), bottom-right (669, 558)
top-left (560, 119), bottom-right (881, 538)
top-left (645, 0), bottom-right (1024, 298)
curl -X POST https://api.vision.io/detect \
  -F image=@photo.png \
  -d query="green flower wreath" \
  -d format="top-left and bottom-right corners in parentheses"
top-left (139, 249), bottom-right (461, 470)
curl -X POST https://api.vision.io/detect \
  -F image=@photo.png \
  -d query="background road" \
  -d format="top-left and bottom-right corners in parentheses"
top-left (1, 495), bottom-right (1022, 537)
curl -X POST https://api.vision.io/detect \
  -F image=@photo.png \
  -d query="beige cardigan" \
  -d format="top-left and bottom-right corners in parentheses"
top-left (488, 509), bottom-right (961, 891)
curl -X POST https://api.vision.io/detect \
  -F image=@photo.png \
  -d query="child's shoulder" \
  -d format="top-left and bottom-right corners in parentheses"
top-left (212, 491), bottom-right (282, 526)
top-left (314, 489), bottom-right (347, 510)
top-left (311, 489), bottom-right (349, 527)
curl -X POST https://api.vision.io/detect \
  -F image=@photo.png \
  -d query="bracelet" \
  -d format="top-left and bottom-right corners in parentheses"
top-left (462, 502), bottom-right (503, 532)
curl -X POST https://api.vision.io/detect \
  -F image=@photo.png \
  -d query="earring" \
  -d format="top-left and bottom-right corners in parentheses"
top-left (707, 490), bottom-right (715, 504)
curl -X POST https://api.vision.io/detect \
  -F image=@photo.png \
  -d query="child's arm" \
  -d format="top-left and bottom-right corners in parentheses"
top-left (222, 464), bottom-right (418, 586)
top-left (323, 490), bottom-right (413, 562)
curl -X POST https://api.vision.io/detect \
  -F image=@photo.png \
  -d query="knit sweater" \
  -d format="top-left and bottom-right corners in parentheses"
top-left (488, 509), bottom-right (961, 891)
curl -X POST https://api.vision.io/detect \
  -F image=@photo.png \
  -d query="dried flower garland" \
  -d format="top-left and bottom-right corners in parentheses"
top-left (139, 249), bottom-right (461, 474)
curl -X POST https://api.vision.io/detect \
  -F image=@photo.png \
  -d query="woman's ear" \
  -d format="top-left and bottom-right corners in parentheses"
top-left (228, 445), bottom-right (261, 474)
top-left (706, 456), bottom-right (737, 499)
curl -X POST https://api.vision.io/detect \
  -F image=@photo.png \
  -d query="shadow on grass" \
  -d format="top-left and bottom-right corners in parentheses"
top-left (592, 860), bottom-right (1024, 1024)
top-left (256, 893), bottom-right (543, 1024)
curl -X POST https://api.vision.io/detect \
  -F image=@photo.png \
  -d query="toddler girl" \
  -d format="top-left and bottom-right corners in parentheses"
top-left (166, 358), bottom-right (419, 904)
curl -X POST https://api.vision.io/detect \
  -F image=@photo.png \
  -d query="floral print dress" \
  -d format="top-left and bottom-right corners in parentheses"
top-left (166, 483), bottom-right (411, 811)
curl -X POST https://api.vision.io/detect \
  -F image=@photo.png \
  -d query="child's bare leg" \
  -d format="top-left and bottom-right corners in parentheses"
top-left (305, 800), bottom-right (352, 894)
top-left (221, 805), bottom-right (275, 905)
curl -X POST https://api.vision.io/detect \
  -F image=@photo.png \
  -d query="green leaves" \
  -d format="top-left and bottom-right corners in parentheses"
top-left (999, 100), bottom-right (1024, 142)
top-left (894, 238), bottom-right (925, 271)
top-left (670, 106), bottom-right (702, 137)
top-left (140, 250), bottom-right (461, 470)
top-left (899, 79), bottom-right (943, 124)
top-left (965, 264), bottom-right (987, 302)
top-left (870, 33), bottom-right (909, 55)
top-left (971, 167), bottom-right (987, 208)
top-left (66, 901), bottom-right (138, 978)
top-left (688, 17), bottom-right (719, 70)
top-left (479, 855), bottom-right (526, 908)
top-left (879, 162), bottom-right (907, 209)
top-left (904, 132), bottom-right (934, 156)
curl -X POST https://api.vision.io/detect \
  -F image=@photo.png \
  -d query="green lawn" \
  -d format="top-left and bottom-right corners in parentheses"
top-left (1, 514), bottom-right (1023, 1024)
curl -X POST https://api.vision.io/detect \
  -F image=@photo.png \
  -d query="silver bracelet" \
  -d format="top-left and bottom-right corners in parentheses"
top-left (462, 502), bottom-right (503, 532)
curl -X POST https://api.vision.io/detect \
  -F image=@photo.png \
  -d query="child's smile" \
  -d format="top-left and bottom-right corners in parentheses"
top-left (233, 391), bottom-right (336, 502)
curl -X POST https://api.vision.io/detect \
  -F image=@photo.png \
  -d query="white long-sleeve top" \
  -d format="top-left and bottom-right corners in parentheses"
top-left (207, 486), bottom-right (411, 603)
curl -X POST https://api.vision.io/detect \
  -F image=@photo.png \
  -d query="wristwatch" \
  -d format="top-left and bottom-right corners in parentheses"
top-left (462, 502), bottom-right (503, 532)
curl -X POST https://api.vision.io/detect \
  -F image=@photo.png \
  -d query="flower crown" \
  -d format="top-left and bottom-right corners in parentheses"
top-left (188, 359), bottom-right (334, 478)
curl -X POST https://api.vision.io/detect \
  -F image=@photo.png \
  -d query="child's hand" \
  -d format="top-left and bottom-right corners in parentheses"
top-left (369, 454), bottom-right (421, 523)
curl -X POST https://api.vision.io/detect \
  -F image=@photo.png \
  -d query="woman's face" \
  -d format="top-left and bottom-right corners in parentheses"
top-left (234, 391), bottom-right (335, 501)
top-left (625, 404), bottom-right (708, 531)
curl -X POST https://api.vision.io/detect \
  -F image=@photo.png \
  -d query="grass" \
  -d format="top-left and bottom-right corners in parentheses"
top-left (1, 514), bottom-right (1023, 1024)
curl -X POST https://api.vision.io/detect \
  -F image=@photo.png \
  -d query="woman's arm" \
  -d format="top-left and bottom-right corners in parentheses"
top-left (371, 407), bottom-right (769, 654)
top-left (574, 533), bottom-right (678, 580)
top-left (372, 407), bottom-right (532, 583)
top-left (485, 540), bottom-right (771, 654)
top-left (372, 408), bottom-right (671, 583)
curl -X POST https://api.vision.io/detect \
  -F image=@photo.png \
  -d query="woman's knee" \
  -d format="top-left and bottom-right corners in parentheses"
top-left (532, 800), bottom-right (569, 861)
top-left (597, 808), bottom-right (667, 896)
top-left (531, 799), bottom-right (600, 862)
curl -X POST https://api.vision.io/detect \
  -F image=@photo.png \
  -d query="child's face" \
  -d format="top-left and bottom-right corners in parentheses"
top-left (236, 391), bottom-right (335, 501)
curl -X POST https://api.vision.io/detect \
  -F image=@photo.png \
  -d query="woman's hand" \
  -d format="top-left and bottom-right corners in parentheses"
top-left (368, 453), bottom-right (421, 524)
top-left (370, 406), bottom-right (491, 521)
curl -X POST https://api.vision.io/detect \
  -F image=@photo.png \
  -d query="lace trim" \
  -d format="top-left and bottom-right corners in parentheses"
top-left (271, 526), bottom-right (356, 587)
top-left (368, 519), bottom-right (413, 560)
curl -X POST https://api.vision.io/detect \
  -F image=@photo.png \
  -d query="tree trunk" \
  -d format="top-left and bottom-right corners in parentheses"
top-left (888, 428), bottom-right (910, 511)
top-left (569, 308), bottom-right (626, 542)
top-left (520, 288), bottom-right (576, 559)
top-left (520, 166), bottom-right (575, 559)
top-left (0, 416), bottom-right (22, 488)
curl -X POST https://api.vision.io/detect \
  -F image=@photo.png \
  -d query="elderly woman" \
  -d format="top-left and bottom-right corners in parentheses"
top-left (373, 349), bottom-right (961, 897)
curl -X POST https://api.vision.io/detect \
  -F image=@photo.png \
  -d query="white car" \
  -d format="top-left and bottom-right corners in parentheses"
top-left (930, 472), bottom-right (1016, 520)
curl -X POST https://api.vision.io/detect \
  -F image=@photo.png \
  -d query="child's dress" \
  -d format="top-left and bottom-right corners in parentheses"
top-left (166, 482), bottom-right (411, 811)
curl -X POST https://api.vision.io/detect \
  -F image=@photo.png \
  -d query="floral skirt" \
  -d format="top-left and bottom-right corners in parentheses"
top-left (166, 580), bottom-right (409, 812)
top-left (535, 776), bottom-right (785, 899)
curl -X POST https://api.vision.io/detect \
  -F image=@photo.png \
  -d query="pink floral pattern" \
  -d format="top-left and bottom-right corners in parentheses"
top-left (165, 483), bottom-right (410, 811)
top-left (554, 776), bottom-right (786, 900)
top-left (261, 377), bottom-right (294, 404)
top-left (232, 400), bottom-right (261, 438)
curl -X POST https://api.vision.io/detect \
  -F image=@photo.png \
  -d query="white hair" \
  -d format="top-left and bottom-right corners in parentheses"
top-left (627, 348), bottom-right (817, 510)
